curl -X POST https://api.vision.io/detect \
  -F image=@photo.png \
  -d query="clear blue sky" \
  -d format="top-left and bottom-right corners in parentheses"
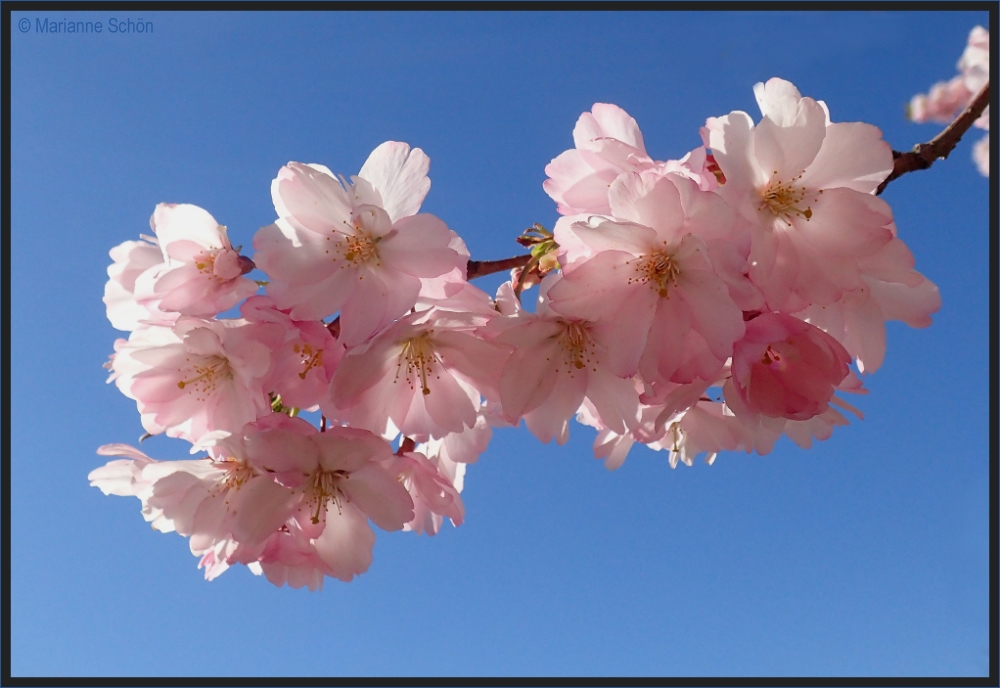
top-left (8, 9), bottom-right (991, 678)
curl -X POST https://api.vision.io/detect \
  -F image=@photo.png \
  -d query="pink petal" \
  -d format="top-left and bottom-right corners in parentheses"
top-left (341, 463), bottom-right (414, 532)
top-left (312, 501), bottom-right (375, 582)
top-left (357, 142), bottom-right (431, 223)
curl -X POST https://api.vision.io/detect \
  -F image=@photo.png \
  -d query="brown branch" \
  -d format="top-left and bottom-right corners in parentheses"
top-left (466, 254), bottom-right (532, 280)
top-left (877, 81), bottom-right (990, 195)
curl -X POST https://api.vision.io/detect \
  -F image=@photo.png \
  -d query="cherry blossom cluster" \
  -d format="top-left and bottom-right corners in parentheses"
top-left (91, 78), bottom-right (940, 590)
top-left (910, 25), bottom-right (990, 176)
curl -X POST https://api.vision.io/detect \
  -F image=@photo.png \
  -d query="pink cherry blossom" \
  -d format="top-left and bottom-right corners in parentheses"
top-left (239, 295), bottom-right (345, 410)
top-left (909, 76), bottom-right (973, 125)
top-left (134, 204), bottom-right (258, 318)
top-left (974, 134), bottom-right (990, 176)
top-left (329, 308), bottom-right (512, 441)
top-left (544, 103), bottom-right (655, 216)
top-left (795, 234), bottom-right (941, 373)
top-left (385, 449), bottom-right (465, 536)
top-left (103, 235), bottom-right (171, 331)
top-left (722, 378), bottom-right (861, 455)
top-left (240, 417), bottom-right (414, 582)
top-left (110, 317), bottom-right (277, 443)
top-left (253, 142), bottom-right (467, 346)
top-left (705, 77), bottom-right (895, 312)
top-left (549, 172), bottom-right (747, 386)
top-left (90, 439), bottom-right (296, 572)
top-left (487, 275), bottom-right (640, 445)
top-left (729, 312), bottom-right (856, 421)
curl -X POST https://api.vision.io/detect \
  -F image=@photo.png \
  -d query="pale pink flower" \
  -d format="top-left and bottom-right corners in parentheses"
top-left (241, 417), bottom-right (414, 582)
top-left (795, 234), bottom-right (941, 373)
top-left (385, 450), bottom-right (465, 536)
top-left (959, 26), bottom-right (989, 94)
top-left (230, 522), bottom-right (327, 591)
top-left (974, 134), bottom-right (990, 176)
top-left (544, 103), bottom-right (655, 216)
top-left (329, 308), bottom-right (512, 442)
top-left (103, 236), bottom-right (171, 331)
top-left (909, 27), bottom-right (989, 176)
top-left (730, 312), bottom-right (856, 421)
top-left (548, 172), bottom-right (747, 386)
top-left (239, 296), bottom-right (345, 410)
top-left (90, 439), bottom-right (296, 571)
top-left (253, 142), bottom-right (467, 346)
top-left (487, 275), bottom-right (640, 445)
top-left (110, 317), bottom-right (277, 443)
top-left (908, 76), bottom-right (973, 125)
top-left (704, 77), bottom-right (895, 312)
top-left (134, 204), bottom-right (258, 318)
top-left (423, 411), bottom-right (493, 464)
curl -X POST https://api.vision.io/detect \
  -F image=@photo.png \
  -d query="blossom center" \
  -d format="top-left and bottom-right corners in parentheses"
top-left (759, 343), bottom-right (794, 371)
top-left (292, 343), bottom-right (324, 380)
top-left (628, 250), bottom-right (681, 298)
top-left (304, 469), bottom-right (350, 524)
top-left (328, 226), bottom-right (381, 267)
top-left (396, 331), bottom-right (438, 395)
top-left (759, 170), bottom-right (816, 223)
top-left (214, 457), bottom-right (255, 494)
top-left (556, 321), bottom-right (597, 373)
top-left (176, 355), bottom-right (233, 400)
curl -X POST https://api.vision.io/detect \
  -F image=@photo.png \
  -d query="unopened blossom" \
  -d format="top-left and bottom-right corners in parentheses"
top-left (705, 77), bottom-right (895, 312)
top-left (729, 312), bottom-right (857, 421)
top-left (329, 308), bottom-right (512, 442)
top-left (134, 204), bottom-right (258, 318)
top-left (253, 142), bottom-right (467, 346)
top-left (549, 172), bottom-right (747, 386)
top-left (110, 317), bottom-right (277, 443)
top-left (104, 235), bottom-right (170, 331)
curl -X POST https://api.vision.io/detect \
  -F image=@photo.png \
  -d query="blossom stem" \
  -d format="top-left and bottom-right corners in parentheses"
top-left (877, 81), bottom-right (990, 195)
top-left (466, 254), bottom-right (532, 280)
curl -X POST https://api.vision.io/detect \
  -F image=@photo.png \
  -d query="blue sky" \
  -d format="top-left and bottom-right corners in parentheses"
top-left (8, 9), bottom-right (992, 678)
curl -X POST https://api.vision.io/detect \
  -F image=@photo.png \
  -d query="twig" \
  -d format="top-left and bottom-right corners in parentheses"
top-left (466, 254), bottom-right (532, 280)
top-left (877, 81), bottom-right (990, 195)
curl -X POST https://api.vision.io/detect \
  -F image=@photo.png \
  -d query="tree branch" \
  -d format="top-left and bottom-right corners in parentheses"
top-left (466, 88), bottom-right (990, 278)
top-left (466, 254), bottom-right (532, 280)
top-left (877, 81), bottom-right (990, 195)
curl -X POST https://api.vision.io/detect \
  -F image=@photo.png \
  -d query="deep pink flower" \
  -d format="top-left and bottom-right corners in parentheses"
top-left (730, 312), bottom-right (855, 421)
